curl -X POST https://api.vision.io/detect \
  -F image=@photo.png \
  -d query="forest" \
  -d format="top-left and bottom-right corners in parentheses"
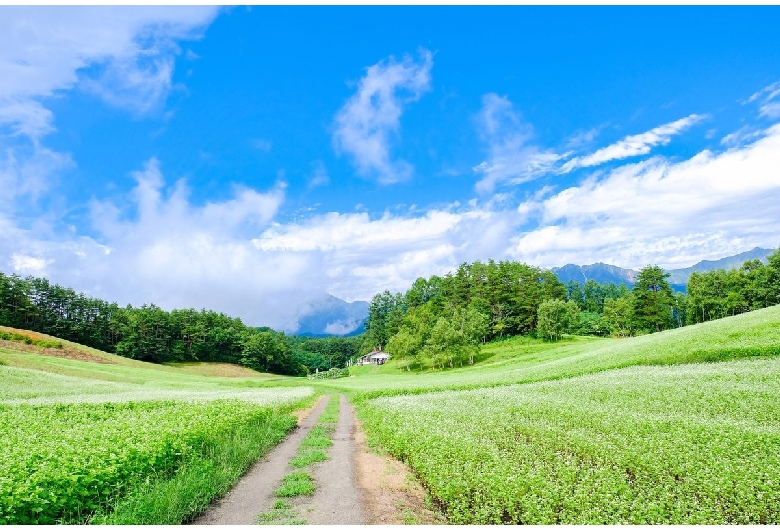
top-left (362, 249), bottom-right (780, 369)
top-left (2, 248), bottom-right (778, 375)
top-left (0, 272), bottom-right (360, 376)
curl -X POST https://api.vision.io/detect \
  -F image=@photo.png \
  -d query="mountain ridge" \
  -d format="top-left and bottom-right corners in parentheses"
top-left (551, 247), bottom-right (774, 290)
top-left (293, 247), bottom-right (776, 337)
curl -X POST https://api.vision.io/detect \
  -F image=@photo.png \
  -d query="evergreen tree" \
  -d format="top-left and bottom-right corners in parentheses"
top-left (633, 265), bottom-right (675, 333)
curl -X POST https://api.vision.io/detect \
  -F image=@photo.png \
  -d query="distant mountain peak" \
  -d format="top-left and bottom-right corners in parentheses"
top-left (294, 293), bottom-right (369, 337)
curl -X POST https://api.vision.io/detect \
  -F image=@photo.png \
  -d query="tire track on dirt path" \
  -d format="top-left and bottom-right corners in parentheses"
top-left (293, 393), bottom-right (367, 525)
top-left (191, 395), bottom-right (330, 525)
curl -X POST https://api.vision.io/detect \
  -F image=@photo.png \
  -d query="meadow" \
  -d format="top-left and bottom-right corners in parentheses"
top-left (359, 359), bottom-right (780, 523)
top-left (1, 304), bottom-right (779, 523)
top-left (0, 340), bottom-right (314, 524)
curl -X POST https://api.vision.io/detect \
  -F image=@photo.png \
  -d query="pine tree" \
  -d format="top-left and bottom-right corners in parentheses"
top-left (632, 265), bottom-right (675, 333)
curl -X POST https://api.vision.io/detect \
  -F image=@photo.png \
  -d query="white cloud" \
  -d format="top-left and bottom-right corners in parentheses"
top-left (720, 125), bottom-right (764, 147)
top-left (0, 98), bottom-right (54, 140)
top-left (760, 102), bottom-right (780, 119)
top-left (0, 7), bottom-right (218, 126)
top-left (472, 93), bottom-right (561, 194)
top-left (0, 143), bottom-right (74, 206)
top-left (253, 205), bottom-right (517, 302)
top-left (564, 126), bottom-right (603, 149)
top-left (324, 319), bottom-right (361, 335)
top-left (509, 123), bottom-right (780, 269)
top-left (747, 80), bottom-right (780, 104)
top-left (0, 158), bottom-right (326, 331)
top-left (745, 80), bottom-right (780, 119)
top-left (333, 48), bottom-right (433, 184)
top-left (10, 253), bottom-right (50, 273)
top-left (559, 114), bottom-right (707, 173)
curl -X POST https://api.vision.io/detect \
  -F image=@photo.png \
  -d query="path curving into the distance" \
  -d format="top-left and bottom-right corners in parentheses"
top-left (191, 395), bottom-right (330, 525)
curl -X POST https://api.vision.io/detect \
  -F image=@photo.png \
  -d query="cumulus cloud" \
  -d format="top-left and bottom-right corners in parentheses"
top-left (253, 205), bottom-right (518, 301)
top-left (0, 158), bottom-right (328, 331)
top-left (509, 123), bottom-right (780, 269)
top-left (333, 48), bottom-right (433, 184)
top-left (472, 93), bottom-right (561, 194)
top-left (559, 114), bottom-right (707, 173)
top-left (1, 158), bottom-right (517, 331)
top-left (324, 319), bottom-right (362, 335)
top-left (0, 6), bottom-right (221, 219)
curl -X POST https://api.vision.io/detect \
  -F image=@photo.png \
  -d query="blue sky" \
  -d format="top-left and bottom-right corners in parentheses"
top-left (2, 6), bottom-right (780, 331)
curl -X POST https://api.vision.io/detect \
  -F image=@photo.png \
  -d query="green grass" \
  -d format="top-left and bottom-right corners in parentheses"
top-left (276, 471), bottom-right (316, 497)
top-left (289, 449), bottom-right (328, 468)
top-left (0, 400), bottom-right (304, 524)
top-left (316, 392), bottom-right (341, 424)
top-left (0, 329), bottom-right (62, 348)
top-left (0, 335), bottom-right (317, 525)
top-left (256, 500), bottom-right (306, 525)
top-left (87, 410), bottom-right (297, 524)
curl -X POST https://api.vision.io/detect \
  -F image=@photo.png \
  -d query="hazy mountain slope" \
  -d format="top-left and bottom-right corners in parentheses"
top-left (665, 247), bottom-right (773, 285)
top-left (295, 294), bottom-right (369, 337)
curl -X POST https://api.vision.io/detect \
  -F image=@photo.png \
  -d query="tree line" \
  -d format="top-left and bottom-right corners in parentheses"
top-left (0, 272), bottom-right (359, 376)
top-left (364, 249), bottom-right (780, 368)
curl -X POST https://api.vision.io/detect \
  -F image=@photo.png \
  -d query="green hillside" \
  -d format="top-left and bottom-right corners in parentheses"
top-left (1, 304), bottom-right (779, 524)
top-left (324, 304), bottom-right (780, 396)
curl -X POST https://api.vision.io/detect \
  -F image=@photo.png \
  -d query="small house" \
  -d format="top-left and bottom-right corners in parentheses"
top-left (356, 349), bottom-right (391, 366)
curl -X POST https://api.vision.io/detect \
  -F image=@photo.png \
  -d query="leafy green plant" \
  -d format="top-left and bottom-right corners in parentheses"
top-left (0, 398), bottom-right (304, 524)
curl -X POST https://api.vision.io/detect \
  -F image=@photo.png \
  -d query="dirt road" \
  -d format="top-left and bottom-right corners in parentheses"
top-left (287, 393), bottom-right (366, 524)
top-left (193, 392), bottom-right (442, 525)
top-left (191, 395), bottom-right (330, 525)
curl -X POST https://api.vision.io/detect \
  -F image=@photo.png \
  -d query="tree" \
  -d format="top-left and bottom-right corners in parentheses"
top-left (632, 265), bottom-right (675, 333)
top-left (453, 304), bottom-right (490, 364)
top-left (603, 295), bottom-right (635, 337)
top-left (536, 299), bottom-right (580, 341)
top-left (386, 302), bottom-right (436, 370)
top-left (566, 280), bottom-right (585, 309)
top-left (422, 316), bottom-right (477, 369)
top-left (766, 248), bottom-right (780, 306)
top-left (364, 290), bottom-right (404, 351)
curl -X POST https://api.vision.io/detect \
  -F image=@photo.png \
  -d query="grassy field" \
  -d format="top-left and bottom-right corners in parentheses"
top-left (330, 304), bottom-right (780, 396)
top-left (2, 304), bottom-right (779, 523)
top-left (359, 359), bottom-right (780, 523)
top-left (0, 331), bottom-right (315, 524)
top-left (342, 305), bottom-right (780, 523)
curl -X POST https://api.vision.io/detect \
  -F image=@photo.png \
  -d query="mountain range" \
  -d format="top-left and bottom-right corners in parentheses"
top-left (294, 247), bottom-right (775, 336)
top-left (552, 247), bottom-right (774, 292)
